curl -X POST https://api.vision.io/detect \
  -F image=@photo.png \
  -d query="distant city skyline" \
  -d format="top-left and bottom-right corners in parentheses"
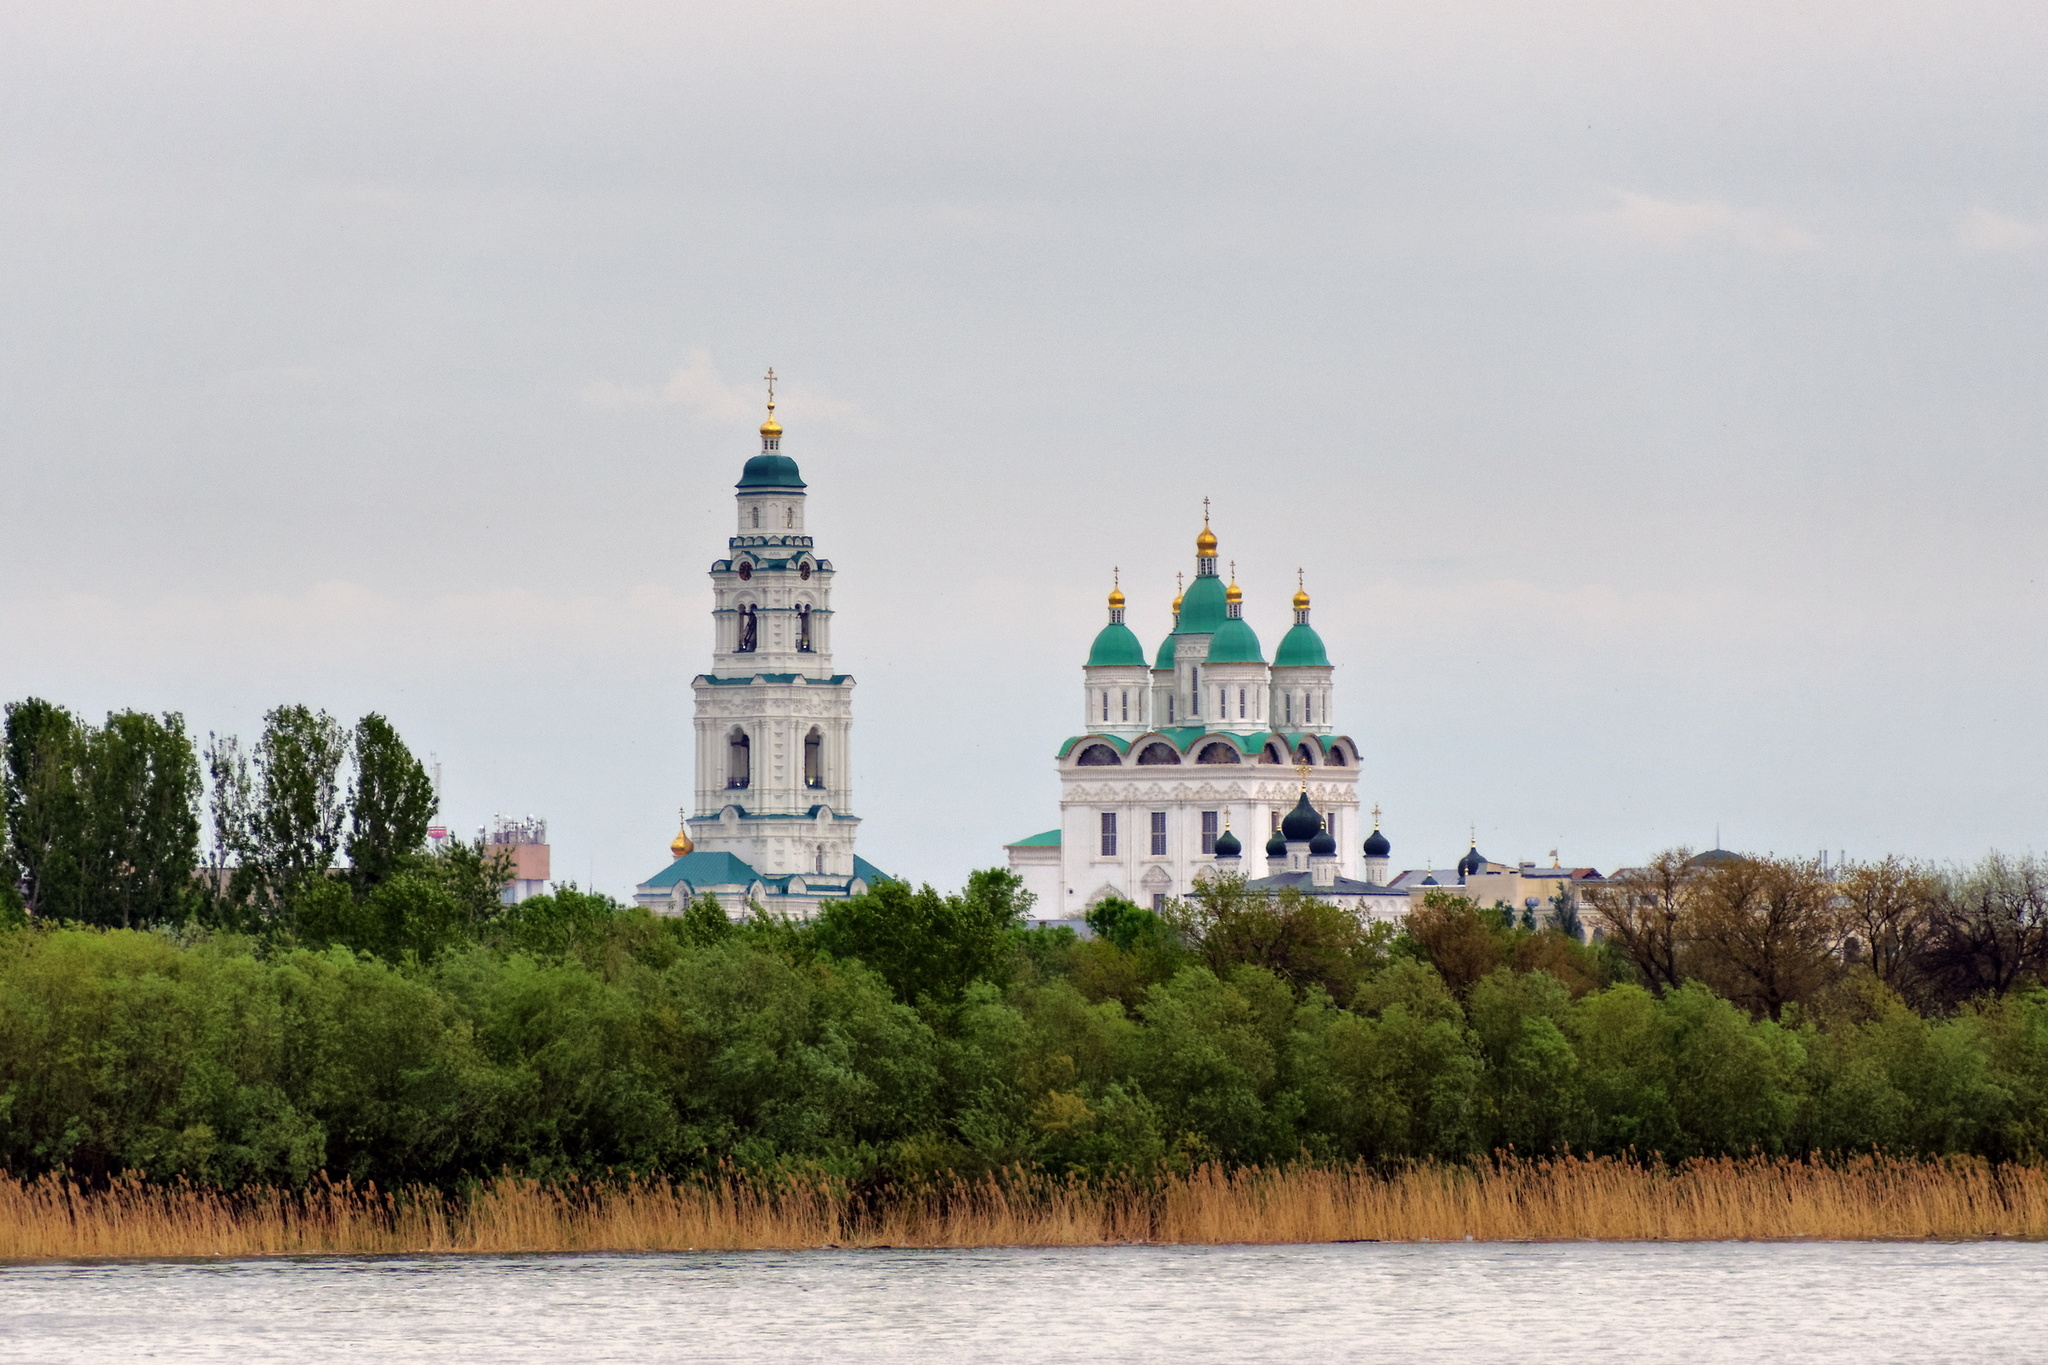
top-left (3, 2), bottom-right (2044, 898)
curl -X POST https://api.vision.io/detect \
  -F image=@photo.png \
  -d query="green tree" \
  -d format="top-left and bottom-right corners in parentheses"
top-left (2, 702), bottom-right (200, 927)
top-left (344, 713), bottom-right (436, 895)
top-left (3, 699), bottom-right (84, 919)
top-left (1166, 873), bottom-right (1387, 1001)
top-left (209, 706), bottom-right (349, 919)
top-left (807, 869), bottom-right (1028, 1009)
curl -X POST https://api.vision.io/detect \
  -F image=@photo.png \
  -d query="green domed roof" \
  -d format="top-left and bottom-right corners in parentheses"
top-left (1205, 616), bottom-right (1264, 664)
top-left (1273, 621), bottom-right (1330, 668)
top-left (1086, 621), bottom-right (1146, 667)
top-left (736, 454), bottom-right (806, 490)
top-left (1176, 575), bottom-right (1228, 634)
top-left (1154, 633), bottom-right (1176, 670)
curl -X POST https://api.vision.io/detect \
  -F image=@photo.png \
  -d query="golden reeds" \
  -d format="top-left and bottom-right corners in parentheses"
top-left (2, 1157), bottom-right (2043, 1262)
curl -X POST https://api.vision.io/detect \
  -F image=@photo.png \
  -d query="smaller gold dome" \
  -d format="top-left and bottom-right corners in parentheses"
top-left (1225, 579), bottom-right (1243, 604)
top-left (670, 826), bottom-right (694, 858)
top-left (1293, 586), bottom-right (1311, 610)
top-left (1171, 591), bottom-right (1184, 615)
top-left (1195, 525), bottom-right (1218, 557)
top-left (1107, 585), bottom-right (1126, 609)
top-left (759, 413), bottom-right (782, 439)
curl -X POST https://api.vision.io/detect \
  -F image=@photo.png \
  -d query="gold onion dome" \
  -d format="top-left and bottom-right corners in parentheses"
top-left (670, 826), bottom-right (694, 858)
top-left (1293, 585), bottom-right (1311, 610)
top-left (1196, 524), bottom-right (1218, 557)
top-left (1172, 590), bottom-right (1185, 614)
top-left (1226, 579), bottom-right (1243, 604)
top-left (760, 410), bottom-right (782, 439)
top-left (1107, 585), bottom-right (1126, 609)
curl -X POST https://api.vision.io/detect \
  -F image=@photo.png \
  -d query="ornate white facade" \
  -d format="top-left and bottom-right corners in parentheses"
top-left (636, 392), bottom-right (888, 918)
top-left (1008, 511), bottom-right (1397, 919)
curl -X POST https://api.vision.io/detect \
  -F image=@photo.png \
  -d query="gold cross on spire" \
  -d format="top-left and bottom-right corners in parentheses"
top-left (1295, 761), bottom-right (1310, 790)
top-left (1203, 496), bottom-right (1211, 527)
top-left (1371, 803), bottom-right (1381, 828)
top-left (763, 367), bottom-right (777, 413)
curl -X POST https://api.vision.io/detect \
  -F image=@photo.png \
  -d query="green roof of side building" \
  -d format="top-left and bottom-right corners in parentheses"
top-left (1086, 621), bottom-right (1147, 667)
top-left (1273, 622), bottom-right (1331, 667)
top-left (736, 454), bottom-right (807, 489)
top-left (1205, 615), bottom-right (1264, 663)
top-left (1006, 829), bottom-right (1061, 848)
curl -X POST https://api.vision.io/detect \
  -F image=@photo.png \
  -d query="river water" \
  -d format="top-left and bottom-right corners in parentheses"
top-left (1, 1241), bottom-right (2039, 1362)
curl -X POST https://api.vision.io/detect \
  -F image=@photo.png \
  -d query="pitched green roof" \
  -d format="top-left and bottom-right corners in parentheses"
top-left (1205, 616), bottom-right (1264, 663)
top-left (641, 850), bottom-right (761, 890)
top-left (853, 856), bottom-right (895, 884)
top-left (1086, 621), bottom-right (1146, 667)
top-left (1006, 829), bottom-right (1061, 848)
top-left (1274, 621), bottom-right (1331, 667)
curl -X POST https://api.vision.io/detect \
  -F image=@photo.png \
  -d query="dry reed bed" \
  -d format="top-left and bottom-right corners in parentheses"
top-left (2, 1157), bottom-right (2042, 1262)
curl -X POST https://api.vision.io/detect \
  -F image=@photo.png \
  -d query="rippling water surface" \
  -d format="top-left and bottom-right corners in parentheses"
top-left (2, 1241), bottom-right (2040, 1363)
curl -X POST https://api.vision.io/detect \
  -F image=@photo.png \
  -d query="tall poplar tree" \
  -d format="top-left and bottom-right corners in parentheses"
top-left (2, 699), bottom-right (200, 926)
top-left (209, 705), bottom-right (349, 918)
top-left (345, 713), bottom-right (436, 894)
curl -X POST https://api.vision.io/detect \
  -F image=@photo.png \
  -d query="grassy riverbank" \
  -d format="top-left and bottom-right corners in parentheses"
top-left (5, 1157), bottom-right (2046, 1260)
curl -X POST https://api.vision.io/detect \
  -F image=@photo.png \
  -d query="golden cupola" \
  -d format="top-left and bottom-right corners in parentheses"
top-left (669, 823), bottom-right (694, 859)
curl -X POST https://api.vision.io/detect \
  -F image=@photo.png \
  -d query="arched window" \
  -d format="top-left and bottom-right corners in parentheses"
top-left (1076, 744), bottom-right (1121, 766)
top-left (1296, 742), bottom-right (1316, 765)
top-left (751, 505), bottom-right (761, 528)
top-left (727, 730), bottom-right (751, 789)
top-left (1238, 688), bottom-right (1247, 719)
top-left (1263, 742), bottom-right (1285, 764)
top-left (735, 604), bottom-right (758, 652)
top-left (804, 728), bottom-right (824, 788)
top-left (815, 846), bottom-right (825, 873)
top-left (797, 604), bottom-right (813, 652)
top-left (1305, 693), bottom-right (1314, 724)
top-left (1284, 693), bottom-right (1293, 724)
top-left (786, 505), bottom-right (796, 528)
top-left (1325, 744), bottom-right (1347, 766)
top-left (1101, 691), bottom-right (1109, 723)
top-left (1136, 742), bottom-right (1181, 765)
top-left (1120, 691), bottom-right (1129, 722)
top-left (1196, 742), bottom-right (1240, 765)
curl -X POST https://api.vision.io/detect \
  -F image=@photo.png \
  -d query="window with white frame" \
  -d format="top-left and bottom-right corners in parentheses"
top-left (1201, 810), bottom-right (1219, 855)
top-left (1100, 811), bottom-right (1118, 856)
top-left (1150, 811), bottom-right (1168, 856)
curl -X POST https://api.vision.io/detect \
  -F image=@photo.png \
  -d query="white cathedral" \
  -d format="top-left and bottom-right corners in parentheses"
top-left (634, 388), bottom-right (890, 918)
top-left (1005, 513), bottom-right (1408, 922)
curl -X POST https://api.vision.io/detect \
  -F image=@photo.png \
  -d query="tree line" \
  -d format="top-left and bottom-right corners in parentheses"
top-left (6, 693), bottom-right (2048, 1190)
top-left (1590, 849), bottom-right (2048, 1019)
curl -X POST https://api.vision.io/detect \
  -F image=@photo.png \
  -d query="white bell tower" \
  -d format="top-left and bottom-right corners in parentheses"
top-left (685, 373), bottom-right (860, 879)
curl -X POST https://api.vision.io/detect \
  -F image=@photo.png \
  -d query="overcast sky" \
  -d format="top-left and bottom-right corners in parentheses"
top-left (3, 0), bottom-right (2045, 897)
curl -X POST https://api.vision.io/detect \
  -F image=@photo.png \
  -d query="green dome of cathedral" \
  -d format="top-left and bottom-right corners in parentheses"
top-left (1273, 621), bottom-right (1330, 668)
top-left (1154, 633), bottom-right (1176, 670)
top-left (1175, 574), bottom-right (1228, 634)
top-left (1086, 621), bottom-right (1146, 667)
top-left (1205, 615), bottom-right (1264, 664)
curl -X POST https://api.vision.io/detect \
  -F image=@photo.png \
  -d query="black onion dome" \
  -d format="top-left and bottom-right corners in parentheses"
top-left (1214, 828), bottom-right (1242, 858)
top-left (1363, 828), bottom-right (1392, 857)
top-left (1309, 828), bottom-right (1337, 856)
top-left (1281, 792), bottom-right (1323, 842)
top-left (1265, 830), bottom-right (1288, 857)
top-left (1457, 845), bottom-right (1486, 877)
